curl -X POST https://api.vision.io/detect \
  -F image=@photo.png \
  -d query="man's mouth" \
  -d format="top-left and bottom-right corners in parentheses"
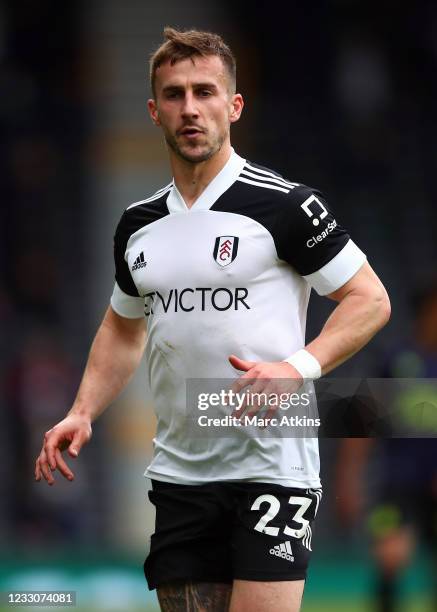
top-left (179, 127), bottom-right (205, 137)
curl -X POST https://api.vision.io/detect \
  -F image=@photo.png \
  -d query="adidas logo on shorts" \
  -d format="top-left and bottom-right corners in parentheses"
top-left (269, 541), bottom-right (294, 562)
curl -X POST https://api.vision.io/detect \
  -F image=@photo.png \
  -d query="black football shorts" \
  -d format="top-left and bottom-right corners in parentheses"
top-left (144, 480), bottom-right (322, 590)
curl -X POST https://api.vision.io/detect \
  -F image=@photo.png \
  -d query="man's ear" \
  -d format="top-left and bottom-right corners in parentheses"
top-left (230, 93), bottom-right (244, 124)
top-left (147, 99), bottom-right (161, 126)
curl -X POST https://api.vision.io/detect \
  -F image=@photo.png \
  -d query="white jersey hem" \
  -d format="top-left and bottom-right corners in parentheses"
top-left (144, 469), bottom-right (321, 489)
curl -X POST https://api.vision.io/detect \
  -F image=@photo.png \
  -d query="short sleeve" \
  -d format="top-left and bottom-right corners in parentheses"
top-left (275, 185), bottom-right (367, 295)
top-left (110, 282), bottom-right (144, 318)
top-left (111, 212), bottom-right (144, 318)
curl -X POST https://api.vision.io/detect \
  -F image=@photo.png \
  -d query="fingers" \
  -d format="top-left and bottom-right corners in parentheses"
top-left (231, 378), bottom-right (267, 418)
top-left (34, 458), bottom-right (41, 482)
top-left (35, 450), bottom-right (55, 485)
top-left (230, 378), bottom-right (284, 425)
top-left (68, 429), bottom-right (90, 458)
top-left (36, 428), bottom-right (65, 484)
top-left (35, 421), bottom-right (91, 485)
top-left (55, 448), bottom-right (74, 481)
top-left (262, 406), bottom-right (279, 427)
top-left (35, 447), bottom-right (74, 485)
top-left (228, 354), bottom-right (256, 372)
top-left (45, 428), bottom-right (60, 470)
top-left (227, 360), bottom-right (307, 428)
top-left (259, 383), bottom-right (279, 425)
top-left (230, 371), bottom-right (255, 396)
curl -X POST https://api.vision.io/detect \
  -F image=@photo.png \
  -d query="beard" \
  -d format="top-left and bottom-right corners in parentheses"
top-left (164, 129), bottom-right (227, 164)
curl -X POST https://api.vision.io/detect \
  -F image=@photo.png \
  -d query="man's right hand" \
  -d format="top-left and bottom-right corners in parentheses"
top-left (34, 414), bottom-right (92, 485)
top-left (34, 305), bottom-right (146, 486)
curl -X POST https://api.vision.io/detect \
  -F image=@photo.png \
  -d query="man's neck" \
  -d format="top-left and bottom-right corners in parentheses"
top-left (170, 143), bottom-right (232, 208)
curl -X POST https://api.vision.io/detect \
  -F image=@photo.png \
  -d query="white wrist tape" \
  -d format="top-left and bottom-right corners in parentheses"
top-left (284, 349), bottom-right (322, 380)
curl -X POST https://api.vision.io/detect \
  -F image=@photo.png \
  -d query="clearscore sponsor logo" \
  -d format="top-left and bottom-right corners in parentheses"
top-left (306, 219), bottom-right (337, 248)
top-left (144, 287), bottom-right (250, 316)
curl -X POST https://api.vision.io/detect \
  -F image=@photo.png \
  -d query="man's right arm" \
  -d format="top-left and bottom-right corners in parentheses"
top-left (35, 305), bottom-right (146, 485)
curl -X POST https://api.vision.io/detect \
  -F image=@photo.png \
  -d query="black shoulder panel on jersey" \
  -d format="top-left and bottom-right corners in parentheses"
top-left (273, 184), bottom-right (350, 276)
top-left (242, 159), bottom-right (289, 180)
top-left (211, 161), bottom-right (350, 277)
top-left (113, 195), bottom-right (170, 296)
top-left (211, 179), bottom-right (279, 238)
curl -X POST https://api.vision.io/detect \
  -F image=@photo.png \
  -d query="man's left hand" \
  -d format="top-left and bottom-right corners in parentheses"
top-left (228, 354), bottom-right (303, 420)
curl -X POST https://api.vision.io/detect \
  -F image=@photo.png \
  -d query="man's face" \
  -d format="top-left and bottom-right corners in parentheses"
top-left (148, 55), bottom-right (243, 163)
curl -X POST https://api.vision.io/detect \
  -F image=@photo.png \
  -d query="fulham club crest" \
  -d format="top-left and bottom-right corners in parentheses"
top-left (213, 236), bottom-right (239, 267)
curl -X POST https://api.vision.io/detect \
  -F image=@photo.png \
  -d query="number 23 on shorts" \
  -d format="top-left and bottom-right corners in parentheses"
top-left (251, 489), bottom-right (322, 539)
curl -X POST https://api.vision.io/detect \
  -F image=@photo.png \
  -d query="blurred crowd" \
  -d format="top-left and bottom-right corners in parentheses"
top-left (0, 1), bottom-right (104, 551)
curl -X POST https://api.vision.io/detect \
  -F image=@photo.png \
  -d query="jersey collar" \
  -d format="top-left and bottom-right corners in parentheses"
top-left (166, 148), bottom-right (246, 214)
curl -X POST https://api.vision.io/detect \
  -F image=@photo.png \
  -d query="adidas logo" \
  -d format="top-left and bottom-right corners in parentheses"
top-left (131, 252), bottom-right (147, 271)
top-left (269, 541), bottom-right (294, 562)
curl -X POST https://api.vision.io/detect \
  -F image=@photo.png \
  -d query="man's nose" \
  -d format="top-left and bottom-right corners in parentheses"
top-left (181, 92), bottom-right (199, 118)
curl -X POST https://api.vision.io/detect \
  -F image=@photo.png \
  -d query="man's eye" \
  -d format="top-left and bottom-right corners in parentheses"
top-left (166, 92), bottom-right (181, 99)
top-left (198, 90), bottom-right (212, 97)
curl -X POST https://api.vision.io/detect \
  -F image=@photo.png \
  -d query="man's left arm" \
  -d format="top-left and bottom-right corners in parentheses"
top-left (229, 261), bottom-right (390, 387)
top-left (229, 185), bottom-right (391, 389)
top-left (305, 260), bottom-right (390, 376)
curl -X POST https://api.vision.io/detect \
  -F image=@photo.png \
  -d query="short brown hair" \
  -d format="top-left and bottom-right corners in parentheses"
top-left (150, 27), bottom-right (236, 96)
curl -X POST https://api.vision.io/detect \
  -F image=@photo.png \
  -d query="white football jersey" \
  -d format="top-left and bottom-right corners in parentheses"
top-left (111, 150), bottom-right (366, 487)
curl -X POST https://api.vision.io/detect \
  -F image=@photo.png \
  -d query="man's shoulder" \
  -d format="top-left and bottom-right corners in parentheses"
top-left (211, 156), bottom-right (329, 229)
top-left (125, 182), bottom-right (173, 212)
top-left (237, 158), bottom-right (324, 208)
top-left (115, 182), bottom-right (172, 237)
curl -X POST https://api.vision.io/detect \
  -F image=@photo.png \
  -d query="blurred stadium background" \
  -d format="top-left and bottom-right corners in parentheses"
top-left (1, 0), bottom-right (436, 610)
